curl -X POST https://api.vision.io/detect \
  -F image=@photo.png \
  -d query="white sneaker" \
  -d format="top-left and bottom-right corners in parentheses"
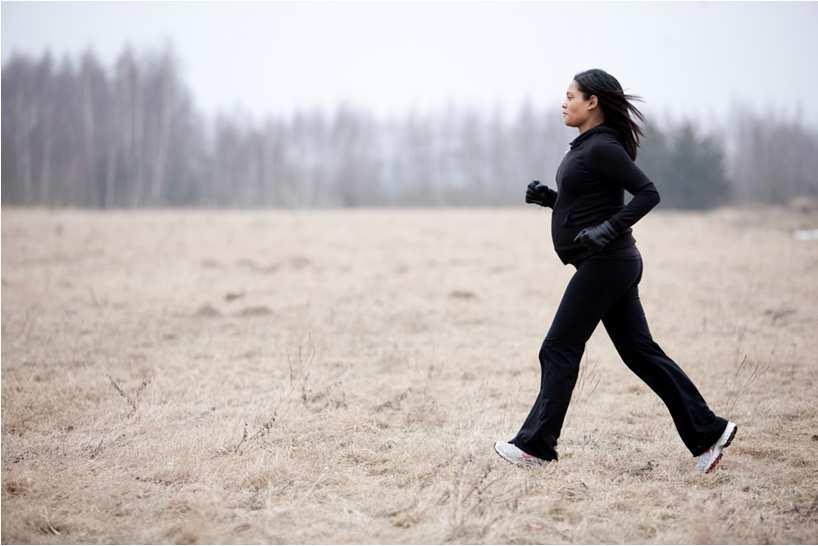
top-left (494, 440), bottom-right (546, 467)
top-left (695, 421), bottom-right (738, 473)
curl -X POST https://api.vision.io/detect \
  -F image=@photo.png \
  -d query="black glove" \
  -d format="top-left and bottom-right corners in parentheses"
top-left (573, 220), bottom-right (619, 250)
top-left (525, 180), bottom-right (556, 208)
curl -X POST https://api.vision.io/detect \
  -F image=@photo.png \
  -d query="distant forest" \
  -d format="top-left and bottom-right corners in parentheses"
top-left (3, 44), bottom-right (817, 209)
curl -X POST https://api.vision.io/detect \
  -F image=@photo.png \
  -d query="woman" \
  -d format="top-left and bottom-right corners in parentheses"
top-left (494, 68), bottom-right (737, 473)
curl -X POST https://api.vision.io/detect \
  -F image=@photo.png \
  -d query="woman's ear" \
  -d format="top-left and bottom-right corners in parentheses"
top-left (587, 95), bottom-right (599, 111)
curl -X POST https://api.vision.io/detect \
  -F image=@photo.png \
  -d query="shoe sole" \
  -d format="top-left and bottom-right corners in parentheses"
top-left (704, 423), bottom-right (738, 473)
top-left (722, 423), bottom-right (737, 448)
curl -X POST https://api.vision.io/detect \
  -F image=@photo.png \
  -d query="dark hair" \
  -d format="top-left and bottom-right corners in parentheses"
top-left (573, 68), bottom-right (646, 160)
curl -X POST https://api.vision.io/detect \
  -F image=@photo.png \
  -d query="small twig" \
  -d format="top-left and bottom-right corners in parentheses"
top-left (89, 438), bottom-right (104, 459)
top-left (733, 353), bottom-right (749, 380)
top-left (106, 373), bottom-right (153, 417)
top-left (134, 376), bottom-right (152, 400)
top-left (461, 463), bottom-right (492, 505)
top-left (246, 417), bottom-right (276, 443)
top-left (233, 422), bottom-right (249, 453)
top-left (39, 510), bottom-right (61, 536)
top-left (574, 348), bottom-right (599, 403)
top-left (225, 416), bottom-right (277, 455)
top-left (287, 332), bottom-right (316, 383)
top-left (727, 352), bottom-right (769, 414)
top-left (107, 374), bottom-right (137, 414)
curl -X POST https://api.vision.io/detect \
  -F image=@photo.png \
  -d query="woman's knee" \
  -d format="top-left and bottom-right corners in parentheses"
top-left (539, 337), bottom-right (582, 369)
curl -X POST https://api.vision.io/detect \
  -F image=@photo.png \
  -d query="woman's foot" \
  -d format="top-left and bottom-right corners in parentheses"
top-left (494, 440), bottom-right (547, 467)
top-left (695, 421), bottom-right (738, 473)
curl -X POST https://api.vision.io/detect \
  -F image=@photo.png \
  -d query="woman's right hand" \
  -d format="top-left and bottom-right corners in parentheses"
top-left (525, 180), bottom-right (557, 208)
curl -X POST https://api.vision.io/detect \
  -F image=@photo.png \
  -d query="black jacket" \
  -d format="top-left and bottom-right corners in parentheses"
top-left (540, 123), bottom-right (661, 266)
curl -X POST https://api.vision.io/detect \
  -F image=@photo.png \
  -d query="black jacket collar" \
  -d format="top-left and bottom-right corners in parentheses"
top-left (569, 123), bottom-right (619, 149)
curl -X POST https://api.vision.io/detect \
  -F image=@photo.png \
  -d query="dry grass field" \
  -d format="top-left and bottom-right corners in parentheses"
top-left (2, 205), bottom-right (818, 544)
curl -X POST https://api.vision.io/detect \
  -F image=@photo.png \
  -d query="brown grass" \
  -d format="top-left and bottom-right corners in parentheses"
top-left (2, 205), bottom-right (817, 544)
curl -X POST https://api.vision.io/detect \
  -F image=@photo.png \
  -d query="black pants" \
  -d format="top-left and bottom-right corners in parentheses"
top-left (510, 244), bottom-right (728, 461)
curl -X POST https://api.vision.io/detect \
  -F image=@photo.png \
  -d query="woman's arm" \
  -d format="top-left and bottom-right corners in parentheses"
top-left (589, 138), bottom-right (661, 233)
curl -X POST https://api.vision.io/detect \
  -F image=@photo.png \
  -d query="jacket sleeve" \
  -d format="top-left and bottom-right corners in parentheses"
top-left (589, 138), bottom-right (661, 233)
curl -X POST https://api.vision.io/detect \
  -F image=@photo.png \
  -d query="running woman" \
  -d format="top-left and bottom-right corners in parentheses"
top-left (494, 68), bottom-right (737, 473)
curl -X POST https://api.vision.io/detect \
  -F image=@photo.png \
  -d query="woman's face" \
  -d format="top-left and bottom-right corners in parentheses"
top-left (561, 80), bottom-right (597, 127)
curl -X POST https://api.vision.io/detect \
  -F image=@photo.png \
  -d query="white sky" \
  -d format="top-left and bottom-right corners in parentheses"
top-left (2, 1), bottom-right (818, 127)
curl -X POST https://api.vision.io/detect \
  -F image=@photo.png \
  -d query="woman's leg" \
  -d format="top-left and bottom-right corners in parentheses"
top-left (600, 266), bottom-right (728, 456)
top-left (510, 255), bottom-right (642, 460)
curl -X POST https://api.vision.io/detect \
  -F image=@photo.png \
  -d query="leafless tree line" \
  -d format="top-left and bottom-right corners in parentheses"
top-left (2, 44), bottom-right (817, 209)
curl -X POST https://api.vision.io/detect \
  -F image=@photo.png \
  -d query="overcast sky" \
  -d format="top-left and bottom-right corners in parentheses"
top-left (3, 1), bottom-right (818, 127)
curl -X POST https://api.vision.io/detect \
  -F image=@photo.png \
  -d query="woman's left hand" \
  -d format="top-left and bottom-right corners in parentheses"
top-left (573, 220), bottom-right (618, 250)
